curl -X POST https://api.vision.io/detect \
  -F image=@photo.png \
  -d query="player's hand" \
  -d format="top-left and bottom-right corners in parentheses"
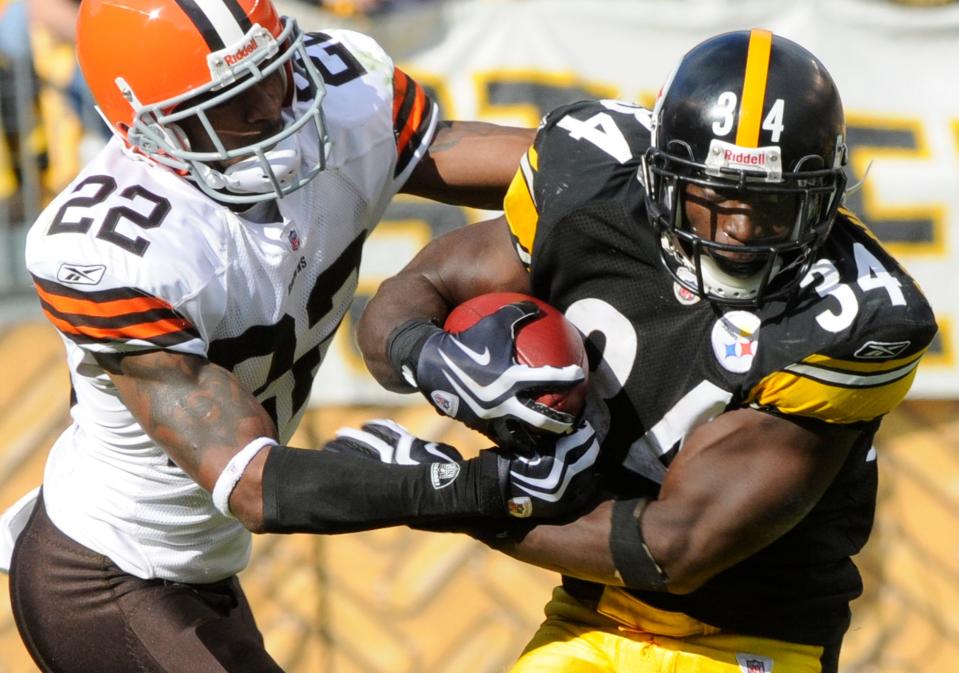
top-left (416, 301), bottom-right (585, 437)
top-left (495, 419), bottom-right (600, 518)
top-left (330, 419), bottom-right (462, 465)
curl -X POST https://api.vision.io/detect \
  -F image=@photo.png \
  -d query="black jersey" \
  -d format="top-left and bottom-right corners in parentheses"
top-left (502, 100), bottom-right (938, 646)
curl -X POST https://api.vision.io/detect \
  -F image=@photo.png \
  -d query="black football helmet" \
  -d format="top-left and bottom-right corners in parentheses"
top-left (642, 29), bottom-right (848, 305)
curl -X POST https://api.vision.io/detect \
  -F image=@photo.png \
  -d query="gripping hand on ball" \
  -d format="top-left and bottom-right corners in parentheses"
top-left (415, 301), bottom-right (585, 436)
top-left (496, 419), bottom-right (601, 518)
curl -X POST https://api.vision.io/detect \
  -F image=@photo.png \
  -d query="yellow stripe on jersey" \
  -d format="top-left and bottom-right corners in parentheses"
top-left (800, 350), bottom-right (925, 374)
top-left (503, 147), bottom-right (539, 266)
top-left (735, 29), bottom-right (773, 148)
top-left (747, 350), bottom-right (926, 424)
top-left (527, 144), bottom-right (539, 172)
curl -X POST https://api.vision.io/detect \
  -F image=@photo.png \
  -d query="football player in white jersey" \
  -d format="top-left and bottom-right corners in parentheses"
top-left (4, 1), bottom-right (598, 672)
top-left (355, 30), bottom-right (938, 673)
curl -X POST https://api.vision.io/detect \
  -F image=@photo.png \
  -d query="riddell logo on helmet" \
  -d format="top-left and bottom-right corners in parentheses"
top-left (224, 37), bottom-right (259, 66)
top-left (705, 140), bottom-right (782, 180)
top-left (724, 149), bottom-right (766, 166)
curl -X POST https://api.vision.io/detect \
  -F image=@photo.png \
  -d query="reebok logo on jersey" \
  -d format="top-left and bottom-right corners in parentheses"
top-left (736, 653), bottom-right (773, 673)
top-left (56, 263), bottom-right (106, 285)
top-left (430, 462), bottom-right (460, 490)
top-left (854, 340), bottom-right (911, 359)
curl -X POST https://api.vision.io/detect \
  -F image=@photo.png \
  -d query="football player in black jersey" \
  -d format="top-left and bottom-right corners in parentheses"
top-left (356, 29), bottom-right (938, 673)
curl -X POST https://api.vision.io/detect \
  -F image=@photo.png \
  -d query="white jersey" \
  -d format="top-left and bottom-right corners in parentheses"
top-left (24, 30), bottom-right (437, 583)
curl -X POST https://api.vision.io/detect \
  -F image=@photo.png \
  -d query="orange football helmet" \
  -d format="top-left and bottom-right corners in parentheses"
top-left (77, 0), bottom-right (329, 203)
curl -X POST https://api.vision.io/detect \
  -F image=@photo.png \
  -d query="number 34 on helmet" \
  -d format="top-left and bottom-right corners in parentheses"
top-left (76, 0), bottom-right (329, 204)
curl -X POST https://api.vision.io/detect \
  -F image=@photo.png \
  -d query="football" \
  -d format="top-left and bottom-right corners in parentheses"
top-left (444, 291), bottom-right (589, 419)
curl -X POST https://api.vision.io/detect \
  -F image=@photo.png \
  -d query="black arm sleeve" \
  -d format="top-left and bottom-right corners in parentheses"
top-left (609, 497), bottom-right (668, 591)
top-left (260, 445), bottom-right (506, 534)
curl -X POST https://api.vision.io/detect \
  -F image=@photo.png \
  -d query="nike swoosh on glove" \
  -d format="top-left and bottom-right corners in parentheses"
top-left (416, 301), bottom-right (585, 438)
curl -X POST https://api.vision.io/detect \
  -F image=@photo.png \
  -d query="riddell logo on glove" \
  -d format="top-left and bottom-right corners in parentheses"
top-left (430, 391), bottom-right (460, 417)
top-left (430, 463), bottom-right (460, 489)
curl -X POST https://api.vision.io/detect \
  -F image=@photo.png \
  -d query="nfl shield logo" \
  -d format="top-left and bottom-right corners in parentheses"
top-left (288, 229), bottom-right (301, 251)
top-left (736, 653), bottom-right (773, 673)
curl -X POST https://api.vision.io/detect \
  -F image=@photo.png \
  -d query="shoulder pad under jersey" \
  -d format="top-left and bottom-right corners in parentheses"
top-left (302, 29), bottom-right (437, 184)
top-left (504, 99), bottom-right (652, 266)
top-left (25, 146), bottom-right (229, 357)
top-left (745, 210), bottom-right (938, 424)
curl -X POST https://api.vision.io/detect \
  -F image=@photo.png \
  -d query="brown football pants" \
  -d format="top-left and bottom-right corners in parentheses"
top-left (8, 494), bottom-right (285, 673)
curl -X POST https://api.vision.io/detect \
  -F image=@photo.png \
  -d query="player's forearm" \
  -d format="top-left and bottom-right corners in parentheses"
top-left (99, 350), bottom-right (279, 490)
top-left (401, 121), bottom-right (534, 210)
top-left (358, 270), bottom-right (451, 391)
top-left (481, 500), bottom-right (623, 585)
top-left (252, 445), bottom-right (506, 534)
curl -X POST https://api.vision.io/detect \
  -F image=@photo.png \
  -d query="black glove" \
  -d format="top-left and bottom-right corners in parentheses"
top-left (493, 419), bottom-right (600, 518)
top-left (389, 302), bottom-right (585, 442)
top-left (329, 418), bottom-right (600, 520)
top-left (331, 419), bottom-right (462, 465)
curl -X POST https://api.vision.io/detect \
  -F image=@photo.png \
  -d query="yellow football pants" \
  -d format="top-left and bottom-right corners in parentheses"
top-left (510, 587), bottom-right (828, 673)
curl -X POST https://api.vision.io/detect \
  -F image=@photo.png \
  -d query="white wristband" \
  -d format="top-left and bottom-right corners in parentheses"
top-left (211, 437), bottom-right (278, 517)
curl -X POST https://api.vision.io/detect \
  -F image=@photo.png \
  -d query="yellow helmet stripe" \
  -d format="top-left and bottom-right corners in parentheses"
top-left (735, 29), bottom-right (774, 148)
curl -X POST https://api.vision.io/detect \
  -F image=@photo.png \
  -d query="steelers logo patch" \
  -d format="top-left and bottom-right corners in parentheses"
top-left (711, 311), bottom-right (760, 373)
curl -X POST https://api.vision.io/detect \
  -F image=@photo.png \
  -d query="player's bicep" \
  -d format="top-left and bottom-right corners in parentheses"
top-left (645, 408), bottom-right (858, 592)
top-left (406, 215), bottom-right (531, 304)
top-left (357, 215), bottom-right (529, 389)
top-left (94, 349), bottom-right (277, 492)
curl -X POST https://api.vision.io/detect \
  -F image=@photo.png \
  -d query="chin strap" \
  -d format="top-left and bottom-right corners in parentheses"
top-left (195, 134), bottom-right (302, 195)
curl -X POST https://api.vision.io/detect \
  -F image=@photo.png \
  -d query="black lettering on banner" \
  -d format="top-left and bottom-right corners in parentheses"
top-left (481, 77), bottom-right (620, 126)
top-left (47, 175), bottom-right (170, 257)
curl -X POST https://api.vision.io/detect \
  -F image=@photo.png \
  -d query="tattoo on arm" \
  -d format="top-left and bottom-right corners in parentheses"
top-left (401, 121), bottom-right (535, 209)
top-left (428, 121), bottom-right (473, 153)
top-left (428, 120), bottom-right (533, 153)
top-left (97, 350), bottom-right (277, 490)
